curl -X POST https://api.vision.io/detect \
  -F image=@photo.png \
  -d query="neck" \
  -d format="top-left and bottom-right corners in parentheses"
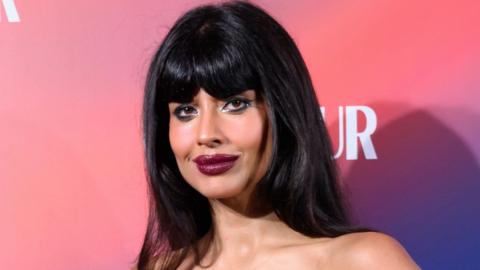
top-left (198, 196), bottom-right (294, 264)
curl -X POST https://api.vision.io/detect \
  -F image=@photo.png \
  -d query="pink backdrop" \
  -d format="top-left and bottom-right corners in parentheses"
top-left (1, 0), bottom-right (479, 269)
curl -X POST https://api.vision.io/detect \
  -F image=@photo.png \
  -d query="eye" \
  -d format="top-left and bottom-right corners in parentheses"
top-left (221, 98), bottom-right (252, 113)
top-left (173, 105), bottom-right (198, 120)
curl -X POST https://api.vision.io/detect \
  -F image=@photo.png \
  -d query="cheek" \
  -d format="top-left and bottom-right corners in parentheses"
top-left (168, 121), bottom-right (194, 159)
top-left (223, 111), bottom-right (266, 149)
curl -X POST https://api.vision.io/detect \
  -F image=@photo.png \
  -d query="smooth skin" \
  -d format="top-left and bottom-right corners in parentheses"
top-left (151, 89), bottom-right (421, 269)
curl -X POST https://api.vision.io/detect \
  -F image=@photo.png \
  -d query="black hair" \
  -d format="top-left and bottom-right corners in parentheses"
top-left (137, 1), bottom-right (374, 269)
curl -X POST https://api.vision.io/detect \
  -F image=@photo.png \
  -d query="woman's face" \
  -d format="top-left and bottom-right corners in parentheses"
top-left (168, 88), bottom-right (272, 199)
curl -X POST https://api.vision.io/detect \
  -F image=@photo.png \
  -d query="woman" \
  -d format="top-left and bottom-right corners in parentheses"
top-left (136, 1), bottom-right (420, 269)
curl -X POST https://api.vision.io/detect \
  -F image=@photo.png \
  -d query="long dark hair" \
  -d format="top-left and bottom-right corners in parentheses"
top-left (137, 1), bottom-right (373, 269)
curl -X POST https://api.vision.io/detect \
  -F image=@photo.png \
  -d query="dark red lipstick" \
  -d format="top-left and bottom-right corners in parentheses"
top-left (193, 154), bottom-right (239, 176)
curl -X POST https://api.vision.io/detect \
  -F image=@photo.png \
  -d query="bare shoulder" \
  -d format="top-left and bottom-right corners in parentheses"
top-left (325, 232), bottom-right (421, 270)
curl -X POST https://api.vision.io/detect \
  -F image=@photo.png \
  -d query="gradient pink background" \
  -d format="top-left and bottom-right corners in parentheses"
top-left (1, 0), bottom-right (479, 269)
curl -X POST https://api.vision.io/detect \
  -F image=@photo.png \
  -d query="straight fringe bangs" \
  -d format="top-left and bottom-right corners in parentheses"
top-left (158, 9), bottom-right (263, 104)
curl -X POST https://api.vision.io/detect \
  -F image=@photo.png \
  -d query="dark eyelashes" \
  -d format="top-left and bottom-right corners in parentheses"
top-left (172, 97), bottom-right (253, 121)
top-left (222, 97), bottom-right (252, 112)
top-left (173, 104), bottom-right (196, 120)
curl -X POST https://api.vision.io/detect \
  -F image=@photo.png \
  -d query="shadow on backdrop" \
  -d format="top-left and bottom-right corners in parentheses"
top-left (343, 103), bottom-right (480, 270)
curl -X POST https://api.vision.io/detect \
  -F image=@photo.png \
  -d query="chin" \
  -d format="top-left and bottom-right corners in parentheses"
top-left (196, 181), bottom-right (246, 199)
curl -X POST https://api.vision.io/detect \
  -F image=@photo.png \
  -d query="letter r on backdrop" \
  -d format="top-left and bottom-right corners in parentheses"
top-left (345, 106), bottom-right (378, 160)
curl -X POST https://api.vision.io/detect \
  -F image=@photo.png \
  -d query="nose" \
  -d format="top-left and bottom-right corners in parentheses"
top-left (196, 107), bottom-right (225, 148)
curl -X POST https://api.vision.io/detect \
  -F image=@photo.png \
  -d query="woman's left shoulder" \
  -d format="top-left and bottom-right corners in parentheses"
top-left (324, 232), bottom-right (421, 270)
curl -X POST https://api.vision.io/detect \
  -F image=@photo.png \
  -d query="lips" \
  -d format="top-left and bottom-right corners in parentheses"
top-left (193, 154), bottom-right (239, 176)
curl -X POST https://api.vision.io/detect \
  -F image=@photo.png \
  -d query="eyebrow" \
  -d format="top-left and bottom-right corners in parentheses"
top-left (168, 89), bottom-right (256, 104)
